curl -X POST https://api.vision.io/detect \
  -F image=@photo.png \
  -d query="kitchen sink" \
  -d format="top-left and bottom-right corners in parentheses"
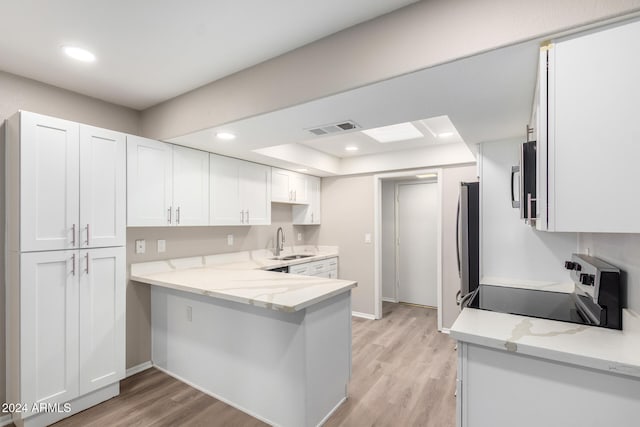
top-left (270, 254), bottom-right (315, 261)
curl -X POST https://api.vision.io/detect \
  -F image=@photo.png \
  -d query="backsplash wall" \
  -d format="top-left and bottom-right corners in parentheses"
top-left (579, 233), bottom-right (640, 314)
top-left (124, 203), bottom-right (317, 368)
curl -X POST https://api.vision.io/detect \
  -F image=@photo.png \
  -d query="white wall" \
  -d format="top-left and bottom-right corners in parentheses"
top-left (381, 181), bottom-right (396, 301)
top-left (579, 234), bottom-right (640, 313)
top-left (479, 139), bottom-right (577, 282)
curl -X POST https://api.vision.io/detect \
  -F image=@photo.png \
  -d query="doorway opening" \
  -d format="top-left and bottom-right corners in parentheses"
top-left (374, 169), bottom-right (443, 330)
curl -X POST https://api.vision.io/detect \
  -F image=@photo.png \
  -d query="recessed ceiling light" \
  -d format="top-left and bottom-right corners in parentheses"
top-left (62, 46), bottom-right (96, 62)
top-left (438, 132), bottom-right (454, 138)
top-left (416, 173), bottom-right (437, 179)
top-left (345, 146), bottom-right (359, 152)
top-left (216, 132), bottom-right (236, 140)
top-left (296, 168), bottom-right (308, 172)
top-left (362, 122), bottom-right (423, 143)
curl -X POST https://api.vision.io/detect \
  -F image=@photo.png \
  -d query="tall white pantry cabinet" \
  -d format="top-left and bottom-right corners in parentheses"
top-left (5, 111), bottom-right (126, 427)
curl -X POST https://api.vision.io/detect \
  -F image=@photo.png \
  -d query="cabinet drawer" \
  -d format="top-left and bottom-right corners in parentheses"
top-left (289, 264), bottom-right (310, 275)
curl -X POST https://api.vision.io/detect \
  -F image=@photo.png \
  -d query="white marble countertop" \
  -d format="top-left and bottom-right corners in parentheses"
top-left (451, 278), bottom-right (640, 378)
top-left (131, 246), bottom-right (356, 312)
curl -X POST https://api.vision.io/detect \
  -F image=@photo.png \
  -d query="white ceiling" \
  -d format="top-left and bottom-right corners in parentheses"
top-left (170, 39), bottom-right (541, 175)
top-left (0, 0), bottom-right (418, 110)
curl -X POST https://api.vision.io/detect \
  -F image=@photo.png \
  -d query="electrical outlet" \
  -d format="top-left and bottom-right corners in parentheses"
top-left (186, 306), bottom-right (192, 322)
top-left (364, 233), bottom-right (372, 244)
top-left (297, 233), bottom-right (302, 241)
top-left (135, 239), bottom-right (146, 254)
top-left (157, 239), bottom-right (166, 253)
top-left (227, 234), bottom-right (234, 246)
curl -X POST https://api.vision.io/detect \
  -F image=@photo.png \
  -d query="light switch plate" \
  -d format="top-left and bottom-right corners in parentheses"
top-left (157, 239), bottom-right (166, 253)
top-left (135, 239), bottom-right (146, 254)
top-left (364, 233), bottom-right (372, 244)
top-left (227, 234), bottom-right (234, 246)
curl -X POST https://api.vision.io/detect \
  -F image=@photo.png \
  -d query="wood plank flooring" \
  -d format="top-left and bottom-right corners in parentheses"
top-left (46, 302), bottom-right (456, 427)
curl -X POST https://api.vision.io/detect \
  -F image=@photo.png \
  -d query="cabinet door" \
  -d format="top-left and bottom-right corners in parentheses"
top-left (210, 154), bottom-right (242, 225)
top-left (80, 125), bottom-right (126, 247)
top-left (127, 136), bottom-right (173, 226)
top-left (79, 247), bottom-right (126, 394)
top-left (292, 175), bottom-right (320, 224)
top-left (241, 161), bottom-right (271, 225)
top-left (291, 172), bottom-right (308, 203)
top-left (548, 20), bottom-right (640, 232)
top-left (271, 168), bottom-right (292, 202)
top-left (20, 112), bottom-right (79, 252)
top-left (21, 250), bottom-right (79, 407)
top-left (173, 145), bottom-right (209, 226)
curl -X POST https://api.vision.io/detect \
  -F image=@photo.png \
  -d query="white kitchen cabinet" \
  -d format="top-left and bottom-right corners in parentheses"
top-left (289, 257), bottom-right (338, 278)
top-left (19, 250), bottom-right (80, 408)
top-left (537, 18), bottom-right (640, 232)
top-left (271, 168), bottom-right (309, 204)
top-left (210, 154), bottom-right (271, 225)
top-left (13, 248), bottom-right (126, 422)
top-left (80, 125), bottom-right (126, 247)
top-left (79, 247), bottom-right (126, 395)
top-left (293, 175), bottom-right (321, 224)
top-left (456, 342), bottom-right (640, 427)
top-left (172, 145), bottom-right (210, 226)
top-left (127, 135), bottom-right (173, 226)
top-left (6, 112), bottom-right (126, 252)
top-left (127, 137), bottom-right (209, 226)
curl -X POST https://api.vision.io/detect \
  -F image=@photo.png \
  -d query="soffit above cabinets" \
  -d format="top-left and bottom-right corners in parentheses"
top-left (0, 0), bottom-right (418, 109)
top-left (169, 38), bottom-right (540, 176)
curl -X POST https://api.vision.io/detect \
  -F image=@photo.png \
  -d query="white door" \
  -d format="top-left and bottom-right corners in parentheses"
top-left (80, 125), bottom-right (126, 247)
top-left (20, 112), bottom-right (79, 252)
top-left (210, 154), bottom-right (242, 225)
top-left (271, 168), bottom-right (292, 202)
top-left (172, 145), bottom-right (209, 226)
top-left (79, 247), bottom-right (126, 394)
top-left (126, 136), bottom-right (173, 226)
top-left (397, 182), bottom-right (438, 307)
top-left (241, 161), bottom-right (271, 225)
top-left (21, 250), bottom-right (79, 407)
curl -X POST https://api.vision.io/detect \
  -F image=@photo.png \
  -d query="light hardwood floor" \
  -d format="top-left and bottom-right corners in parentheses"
top-left (45, 302), bottom-right (456, 427)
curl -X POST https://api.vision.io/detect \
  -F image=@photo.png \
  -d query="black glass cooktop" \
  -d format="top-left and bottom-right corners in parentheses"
top-left (467, 284), bottom-right (587, 325)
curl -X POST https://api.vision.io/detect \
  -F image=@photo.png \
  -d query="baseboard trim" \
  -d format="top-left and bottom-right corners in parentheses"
top-left (352, 311), bottom-right (376, 320)
top-left (0, 414), bottom-right (13, 427)
top-left (126, 361), bottom-right (153, 378)
top-left (440, 327), bottom-right (451, 335)
top-left (382, 297), bottom-right (398, 303)
top-left (317, 395), bottom-right (347, 427)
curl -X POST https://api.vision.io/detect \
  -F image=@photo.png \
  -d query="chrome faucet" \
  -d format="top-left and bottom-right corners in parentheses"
top-left (275, 227), bottom-right (285, 256)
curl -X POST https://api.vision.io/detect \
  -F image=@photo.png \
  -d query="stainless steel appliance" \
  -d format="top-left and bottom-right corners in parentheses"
top-left (456, 181), bottom-right (480, 306)
top-left (511, 127), bottom-right (537, 225)
top-left (466, 254), bottom-right (622, 329)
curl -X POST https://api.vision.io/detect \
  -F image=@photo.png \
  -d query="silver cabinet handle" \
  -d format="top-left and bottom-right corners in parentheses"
top-left (511, 165), bottom-right (520, 208)
top-left (240, 210), bottom-right (244, 224)
top-left (85, 253), bottom-right (89, 274)
top-left (176, 207), bottom-right (181, 225)
top-left (294, 190), bottom-right (297, 201)
top-left (72, 224), bottom-right (77, 247)
top-left (246, 210), bottom-right (249, 223)
top-left (71, 253), bottom-right (76, 276)
top-left (85, 224), bottom-right (90, 246)
top-left (289, 190), bottom-right (292, 201)
top-left (167, 207), bottom-right (172, 225)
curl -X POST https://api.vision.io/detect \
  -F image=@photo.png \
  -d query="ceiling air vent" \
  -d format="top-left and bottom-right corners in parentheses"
top-left (306, 120), bottom-right (359, 136)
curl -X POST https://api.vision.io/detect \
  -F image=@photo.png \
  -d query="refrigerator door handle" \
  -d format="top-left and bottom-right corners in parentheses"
top-left (511, 165), bottom-right (520, 208)
top-left (456, 196), bottom-right (461, 278)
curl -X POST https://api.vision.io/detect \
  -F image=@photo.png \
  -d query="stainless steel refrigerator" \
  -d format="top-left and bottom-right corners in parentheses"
top-left (456, 181), bottom-right (479, 306)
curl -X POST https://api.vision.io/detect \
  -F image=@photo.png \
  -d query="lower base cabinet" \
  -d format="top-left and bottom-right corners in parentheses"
top-left (456, 342), bottom-right (640, 427)
top-left (7, 247), bottom-right (125, 426)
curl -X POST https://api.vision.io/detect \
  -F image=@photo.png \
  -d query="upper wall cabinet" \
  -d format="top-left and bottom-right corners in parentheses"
top-left (6, 111), bottom-right (126, 252)
top-left (210, 154), bottom-right (271, 225)
top-left (127, 137), bottom-right (209, 226)
top-left (293, 176), bottom-right (321, 225)
top-left (272, 168), bottom-right (309, 204)
top-left (537, 19), bottom-right (640, 232)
